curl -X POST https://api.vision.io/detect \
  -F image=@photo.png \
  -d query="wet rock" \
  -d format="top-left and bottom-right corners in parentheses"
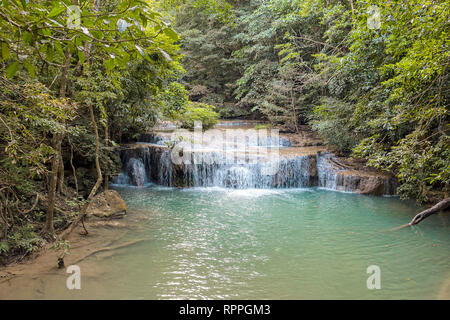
top-left (87, 190), bottom-right (127, 218)
top-left (335, 173), bottom-right (391, 196)
top-left (356, 176), bottom-right (389, 196)
top-left (317, 152), bottom-right (397, 195)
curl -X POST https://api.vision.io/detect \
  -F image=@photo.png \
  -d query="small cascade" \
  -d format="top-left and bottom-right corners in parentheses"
top-left (127, 158), bottom-right (147, 186)
top-left (113, 130), bottom-right (396, 195)
top-left (317, 152), bottom-right (340, 190)
top-left (316, 151), bottom-right (396, 195)
top-left (113, 145), bottom-right (151, 187)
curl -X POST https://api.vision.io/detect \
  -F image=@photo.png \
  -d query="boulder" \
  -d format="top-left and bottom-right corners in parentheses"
top-left (87, 190), bottom-right (127, 218)
top-left (357, 176), bottom-right (387, 196)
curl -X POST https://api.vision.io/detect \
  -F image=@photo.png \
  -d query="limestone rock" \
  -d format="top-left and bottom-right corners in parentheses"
top-left (87, 190), bottom-right (127, 218)
top-left (357, 176), bottom-right (387, 196)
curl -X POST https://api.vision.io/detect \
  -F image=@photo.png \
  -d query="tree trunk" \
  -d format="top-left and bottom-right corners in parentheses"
top-left (104, 110), bottom-right (109, 190)
top-left (60, 42), bottom-right (102, 239)
top-left (409, 198), bottom-right (450, 226)
top-left (57, 139), bottom-right (65, 195)
top-left (44, 134), bottom-right (61, 236)
top-left (44, 47), bottom-right (71, 234)
top-left (68, 136), bottom-right (78, 197)
top-left (60, 101), bottom-right (103, 240)
top-left (56, 48), bottom-right (71, 195)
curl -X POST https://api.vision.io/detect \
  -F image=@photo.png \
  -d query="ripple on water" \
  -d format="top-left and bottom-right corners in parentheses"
top-left (4, 185), bottom-right (449, 299)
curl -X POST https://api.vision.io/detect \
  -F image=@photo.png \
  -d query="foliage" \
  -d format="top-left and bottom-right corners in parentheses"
top-left (310, 97), bottom-right (360, 154)
top-left (179, 102), bottom-right (219, 130)
top-left (174, 0), bottom-right (449, 202)
top-left (319, 0), bottom-right (450, 201)
top-left (0, 0), bottom-right (188, 260)
top-left (51, 239), bottom-right (70, 259)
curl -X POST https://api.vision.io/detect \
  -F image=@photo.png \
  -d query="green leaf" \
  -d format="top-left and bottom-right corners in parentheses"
top-left (78, 50), bottom-right (85, 64)
top-left (22, 31), bottom-right (32, 44)
top-left (6, 61), bottom-right (20, 78)
top-left (48, 4), bottom-right (65, 18)
top-left (23, 61), bottom-right (35, 77)
top-left (163, 27), bottom-right (179, 41)
top-left (104, 58), bottom-right (115, 72)
top-left (1, 42), bottom-right (10, 60)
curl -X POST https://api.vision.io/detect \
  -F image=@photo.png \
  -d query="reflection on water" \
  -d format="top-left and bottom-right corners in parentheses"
top-left (4, 186), bottom-right (450, 299)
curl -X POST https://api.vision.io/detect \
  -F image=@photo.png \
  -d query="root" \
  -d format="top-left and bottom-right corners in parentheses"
top-left (72, 238), bottom-right (148, 264)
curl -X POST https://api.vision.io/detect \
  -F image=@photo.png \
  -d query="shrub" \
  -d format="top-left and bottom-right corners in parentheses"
top-left (179, 102), bottom-right (219, 130)
top-left (309, 98), bottom-right (360, 154)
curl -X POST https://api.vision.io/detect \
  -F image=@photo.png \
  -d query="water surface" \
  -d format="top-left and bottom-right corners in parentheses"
top-left (7, 186), bottom-right (449, 299)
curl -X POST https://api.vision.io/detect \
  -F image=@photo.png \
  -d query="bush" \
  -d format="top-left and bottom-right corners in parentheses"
top-left (179, 102), bottom-right (219, 130)
top-left (309, 98), bottom-right (360, 154)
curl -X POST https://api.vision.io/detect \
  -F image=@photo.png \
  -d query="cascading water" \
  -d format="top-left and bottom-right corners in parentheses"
top-left (113, 126), bottom-right (396, 195)
top-left (317, 151), bottom-right (341, 190)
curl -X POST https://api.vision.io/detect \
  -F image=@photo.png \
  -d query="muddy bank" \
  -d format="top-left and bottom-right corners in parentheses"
top-left (0, 210), bottom-right (150, 299)
top-left (438, 276), bottom-right (450, 300)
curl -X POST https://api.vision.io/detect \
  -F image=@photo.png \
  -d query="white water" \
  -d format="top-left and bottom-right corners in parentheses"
top-left (114, 126), bottom-right (395, 194)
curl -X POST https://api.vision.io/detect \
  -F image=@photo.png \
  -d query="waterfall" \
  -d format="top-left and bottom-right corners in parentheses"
top-left (113, 133), bottom-right (396, 195)
top-left (317, 152), bottom-right (340, 190)
top-left (115, 145), bottom-right (317, 189)
top-left (127, 158), bottom-right (147, 187)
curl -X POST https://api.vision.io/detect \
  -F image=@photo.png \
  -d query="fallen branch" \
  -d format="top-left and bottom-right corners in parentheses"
top-left (408, 198), bottom-right (450, 226)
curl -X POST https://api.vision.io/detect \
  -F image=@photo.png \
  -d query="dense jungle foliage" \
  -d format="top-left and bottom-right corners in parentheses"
top-left (0, 0), bottom-right (448, 262)
top-left (172, 0), bottom-right (449, 203)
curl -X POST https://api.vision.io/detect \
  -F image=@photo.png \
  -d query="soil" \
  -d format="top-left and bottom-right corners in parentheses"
top-left (0, 210), bottom-right (150, 299)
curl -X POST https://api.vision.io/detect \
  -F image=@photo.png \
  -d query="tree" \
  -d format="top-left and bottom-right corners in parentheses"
top-left (0, 0), bottom-right (186, 250)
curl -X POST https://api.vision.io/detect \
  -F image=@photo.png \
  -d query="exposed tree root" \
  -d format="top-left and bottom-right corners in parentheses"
top-left (71, 238), bottom-right (149, 265)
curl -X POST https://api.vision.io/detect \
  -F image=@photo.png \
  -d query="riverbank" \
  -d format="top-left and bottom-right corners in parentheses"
top-left (0, 209), bottom-right (150, 299)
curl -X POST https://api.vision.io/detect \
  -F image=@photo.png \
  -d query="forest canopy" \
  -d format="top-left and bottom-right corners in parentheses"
top-left (172, 0), bottom-right (449, 203)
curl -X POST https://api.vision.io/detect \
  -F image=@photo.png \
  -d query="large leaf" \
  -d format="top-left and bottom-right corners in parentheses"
top-left (6, 61), bottom-right (20, 78)
top-left (78, 50), bottom-right (85, 64)
top-left (1, 42), bottom-right (10, 60)
top-left (47, 4), bottom-right (65, 18)
top-left (163, 27), bottom-right (179, 41)
top-left (23, 60), bottom-right (35, 77)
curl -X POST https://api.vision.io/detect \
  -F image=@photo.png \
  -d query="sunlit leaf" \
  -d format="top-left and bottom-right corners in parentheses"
top-left (117, 19), bottom-right (128, 33)
top-left (6, 61), bottom-right (20, 78)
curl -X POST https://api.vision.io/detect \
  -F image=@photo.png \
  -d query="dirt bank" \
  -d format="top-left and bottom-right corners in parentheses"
top-left (0, 210), bottom-right (150, 299)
